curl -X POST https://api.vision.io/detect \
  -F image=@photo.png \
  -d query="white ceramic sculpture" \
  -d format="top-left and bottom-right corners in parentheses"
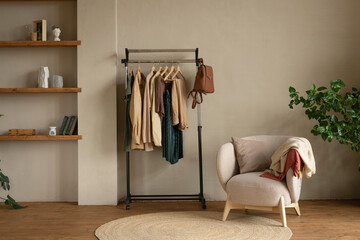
top-left (52, 75), bottom-right (63, 88)
top-left (49, 126), bottom-right (56, 136)
top-left (38, 66), bottom-right (49, 88)
top-left (53, 28), bottom-right (61, 41)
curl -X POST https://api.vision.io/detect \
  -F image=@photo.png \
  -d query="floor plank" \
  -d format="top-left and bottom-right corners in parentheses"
top-left (0, 200), bottom-right (359, 239)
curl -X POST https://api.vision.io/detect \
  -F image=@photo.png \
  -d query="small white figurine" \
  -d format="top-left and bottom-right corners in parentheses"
top-left (52, 26), bottom-right (61, 41)
top-left (49, 126), bottom-right (56, 136)
top-left (38, 66), bottom-right (49, 88)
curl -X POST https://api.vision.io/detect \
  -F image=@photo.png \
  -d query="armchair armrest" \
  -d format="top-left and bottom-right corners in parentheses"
top-left (286, 169), bottom-right (302, 203)
top-left (216, 142), bottom-right (239, 190)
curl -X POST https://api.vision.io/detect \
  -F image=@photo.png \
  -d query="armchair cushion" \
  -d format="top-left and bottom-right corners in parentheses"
top-left (226, 172), bottom-right (291, 206)
top-left (232, 137), bottom-right (270, 174)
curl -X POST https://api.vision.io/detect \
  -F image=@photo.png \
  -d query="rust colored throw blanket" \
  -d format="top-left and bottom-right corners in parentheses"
top-left (261, 149), bottom-right (302, 181)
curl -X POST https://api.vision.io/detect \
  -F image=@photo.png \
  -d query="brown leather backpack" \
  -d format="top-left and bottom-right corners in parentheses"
top-left (189, 58), bottom-right (214, 109)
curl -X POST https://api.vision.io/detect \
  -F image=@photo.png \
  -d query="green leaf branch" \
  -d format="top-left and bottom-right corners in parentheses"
top-left (0, 160), bottom-right (27, 209)
top-left (289, 79), bottom-right (360, 170)
top-left (0, 115), bottom-right (27, 209)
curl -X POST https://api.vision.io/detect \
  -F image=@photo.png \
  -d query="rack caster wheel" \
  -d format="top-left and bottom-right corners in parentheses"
top-left (126, 205), bottom-right (130, 210)
top-left (201, 198), bottom-right (206, 209)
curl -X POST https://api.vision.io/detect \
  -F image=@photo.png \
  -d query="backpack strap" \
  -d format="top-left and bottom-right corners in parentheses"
top-left (188, 91), bottom-right (203, 109)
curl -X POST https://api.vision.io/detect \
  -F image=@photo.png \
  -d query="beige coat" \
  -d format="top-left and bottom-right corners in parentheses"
top-left (142, 69), bottom-right (155, 151)
top-left (130, 69), bottom-right (146, 150)
top-left (171, 77), bottom-right (188, 130)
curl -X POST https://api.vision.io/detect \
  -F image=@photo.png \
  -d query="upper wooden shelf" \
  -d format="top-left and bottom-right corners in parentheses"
top-left (0, 41), bottom-right (81, 47)
top-left (0, 0), bottom-right (76, 2)
top-left (0, 135), bottom-right (82, 141)
top-left (0, 88), bottom-right (81, 93)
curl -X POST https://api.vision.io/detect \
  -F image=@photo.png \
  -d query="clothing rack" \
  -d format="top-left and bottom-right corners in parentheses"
top-left (121, 48), bottom-right (206, 210)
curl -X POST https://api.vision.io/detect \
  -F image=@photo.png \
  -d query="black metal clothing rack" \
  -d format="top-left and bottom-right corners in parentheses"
top-left (121, 48), bottom-right (206, 210)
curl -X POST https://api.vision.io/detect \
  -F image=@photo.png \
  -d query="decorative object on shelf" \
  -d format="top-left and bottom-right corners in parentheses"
top-left (52, 26), bottom-right (61, 41)
top-left (289, 79), bottom-right (360, 171)
top-left (8, 129), bottom-right (35, 136)
top-left (38, 66), bottom-right (49, 88)
top-left (24, 24), bottom-right (32, 41)
top-left (49, 126), bottom-right (56, 136)
top-left (31, 32), bottom-right (37, 41)
top-left (33, 19), bottom-right (47, 41)
top-left (52, 75), bottom-right (63, 88)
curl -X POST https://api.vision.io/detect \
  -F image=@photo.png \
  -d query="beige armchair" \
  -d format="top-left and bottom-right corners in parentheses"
top-left (216, 135), bottom-right (302, 227)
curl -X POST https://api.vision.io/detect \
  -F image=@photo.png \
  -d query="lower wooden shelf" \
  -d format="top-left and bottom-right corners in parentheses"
top-left (0, 88), bottom-right (81, 93)
top-left (0, 135), bottom-right (82, 141)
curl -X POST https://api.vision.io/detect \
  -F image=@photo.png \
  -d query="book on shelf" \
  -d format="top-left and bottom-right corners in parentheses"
top-left (69, 116), bottom-right (78, 135)
top-left (65, 116), bottom-right (75, 135)
top-left (59, 116), bottom-right (68, 135)
top-left (62, 116), bottom-right (72, 135)
top-left (60, 116), bottom-right (78, 135)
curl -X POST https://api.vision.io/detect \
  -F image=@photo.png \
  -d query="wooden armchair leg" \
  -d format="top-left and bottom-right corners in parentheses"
top-left (279, 196), bottom-right (287, 227)
top-left (293, 202), bottom-right (301, 216)
top-left (222, 194), bottom-right (232, 221)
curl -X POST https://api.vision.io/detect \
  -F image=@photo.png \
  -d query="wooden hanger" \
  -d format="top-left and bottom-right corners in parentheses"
top-left (130, 66), bottom-right (133, 73)
top-left (164, 66), bottom-right (175, 81)
top-left (161, 66), bottom-right (168, 77)
top-left (151, 65), bottom-right (155, 72)
top-left (171, 66), bottom-right (185, 80)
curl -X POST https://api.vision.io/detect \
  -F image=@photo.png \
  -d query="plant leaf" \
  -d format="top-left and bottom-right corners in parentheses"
top-left (4, 195), bottom-right (27, 209)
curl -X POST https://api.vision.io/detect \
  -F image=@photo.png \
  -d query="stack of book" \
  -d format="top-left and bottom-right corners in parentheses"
top-left (59, 116), bottom-right (78, 135)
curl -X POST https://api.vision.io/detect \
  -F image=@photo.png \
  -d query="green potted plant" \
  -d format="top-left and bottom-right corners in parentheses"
top-left (0, 115), bottom-right (27, 209)
top-left (289, 79), bottom-right (360, 171)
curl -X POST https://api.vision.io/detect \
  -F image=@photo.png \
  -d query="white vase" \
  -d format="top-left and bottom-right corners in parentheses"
top-left (52, 75), bottom-right (63, 88)
top-left (38, 66), bottom-right (49, 88)
top-left (53, 28), bottom-right (61, 41)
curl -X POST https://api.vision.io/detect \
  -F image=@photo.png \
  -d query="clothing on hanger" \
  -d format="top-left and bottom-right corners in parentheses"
top-left (130, 68), bottom-right (146, 150)
top-left (162, 83), bottom-right (183, 164)
top-left (124, 70), bottom-right (134, 152)
top-left (155, 74), bottom-right (166, 118)
top-left (171, 67), bottom-right (188, 130)
top-left (127, 65), bottom-right (187, 164)
top-left (150, 69), bottom-right (162, 147)
top-left (142, 68), bottom-right (155, 151)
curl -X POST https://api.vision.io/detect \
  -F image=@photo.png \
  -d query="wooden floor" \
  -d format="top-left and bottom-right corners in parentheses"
top-left (0, 200), bottom-right (359, 239)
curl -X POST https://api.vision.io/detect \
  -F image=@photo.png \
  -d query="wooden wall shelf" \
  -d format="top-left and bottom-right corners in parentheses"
top-left (0, 88), bottom-right (81, 93)
top-left (0, 41), bottom-right (81, 47)
top-left (0, 135), bottom-right (82, 141)
top-left (0, 0), bottom-right (76, 1)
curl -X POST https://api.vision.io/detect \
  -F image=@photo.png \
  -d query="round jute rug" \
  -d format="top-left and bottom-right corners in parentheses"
top-left (95, 211), bottom-right (292, 240)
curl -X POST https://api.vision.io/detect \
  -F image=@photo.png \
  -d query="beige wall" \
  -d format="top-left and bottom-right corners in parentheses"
top-left (0, 1), bottom-right (78, 201)
top-left (117, 0), bottom-right (360, 201)
top-left (1, 0), bottom-right (359, 204)
top-left (77, 0), bottom-right (118, 205)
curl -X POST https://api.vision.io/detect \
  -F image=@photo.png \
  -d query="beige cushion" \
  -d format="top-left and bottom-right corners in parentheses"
top-left (232, 137), bottom-right (270, 174)
top-left (216, 143), bottom-right (239, 190)
top-left (226, 172), bottom-right (291, 206)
